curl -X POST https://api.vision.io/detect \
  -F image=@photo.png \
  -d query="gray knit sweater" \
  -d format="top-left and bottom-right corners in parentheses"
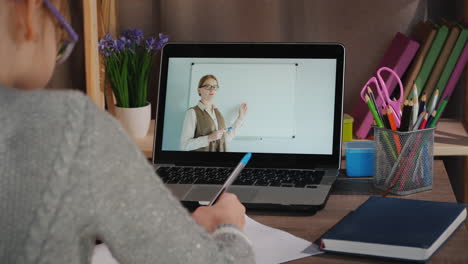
top-left (0, 86), bottom-right (254, 264)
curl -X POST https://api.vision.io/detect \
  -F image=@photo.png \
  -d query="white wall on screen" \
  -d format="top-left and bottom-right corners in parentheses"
top-left (189, 63), bottom-right (296, 139)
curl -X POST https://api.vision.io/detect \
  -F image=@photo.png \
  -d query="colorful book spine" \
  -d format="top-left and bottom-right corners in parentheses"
top-left (402, 22), bottom-right (437, 100)
top-left (421, 24), bottom-right (461, 100)
top-left (439, 43), bottom-right (468, 106)
top-left (353, 32), bottom-right (419, 139)
top-left (408, 24), bottom-right (449, 100)
top-left (430, 25), bottom-right (468, 108)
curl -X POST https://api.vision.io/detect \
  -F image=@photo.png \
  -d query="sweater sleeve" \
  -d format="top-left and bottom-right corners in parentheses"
top-left (80, 99), bottom-right (254, 264)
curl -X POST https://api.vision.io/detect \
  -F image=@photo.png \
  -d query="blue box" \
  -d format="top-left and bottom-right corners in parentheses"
top-left (344, 141), bottom-right (374, 177)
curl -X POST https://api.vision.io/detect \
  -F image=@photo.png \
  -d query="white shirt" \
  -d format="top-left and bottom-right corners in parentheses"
top-left (180, 102), bottom-right (244, 151)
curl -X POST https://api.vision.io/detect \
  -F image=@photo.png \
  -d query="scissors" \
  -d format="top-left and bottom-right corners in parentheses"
top-left (360, 66), bottom-right (404, 127)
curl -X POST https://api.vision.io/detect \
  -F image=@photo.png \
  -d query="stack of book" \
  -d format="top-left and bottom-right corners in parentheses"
top-left (353, 20), bottom-right (468, 139)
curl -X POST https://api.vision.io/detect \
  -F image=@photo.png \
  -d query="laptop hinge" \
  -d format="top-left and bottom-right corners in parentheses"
top-left (157, 164), bottom-right (176, 167)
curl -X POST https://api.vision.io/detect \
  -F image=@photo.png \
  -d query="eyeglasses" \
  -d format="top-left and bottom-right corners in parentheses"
top-left (43, 0), bottom-right (79, 64)
top-left (200, 85), bottom-right (219, 90)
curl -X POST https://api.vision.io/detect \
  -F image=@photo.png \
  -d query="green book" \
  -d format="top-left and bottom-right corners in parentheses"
top-left (408, 24), bottom-right (449, 100)
top-left (429, 24), bottom-right (468, 107)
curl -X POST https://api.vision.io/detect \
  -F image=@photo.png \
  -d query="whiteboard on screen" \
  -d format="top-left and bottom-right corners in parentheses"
top-left (188, 63), bottom-right (297, 139)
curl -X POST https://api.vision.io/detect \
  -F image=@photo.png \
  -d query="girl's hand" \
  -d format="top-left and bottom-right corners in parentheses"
top-left (191, 193), bottom-right (246, 232)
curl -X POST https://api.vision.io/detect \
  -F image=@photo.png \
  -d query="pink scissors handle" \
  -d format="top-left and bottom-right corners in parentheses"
top-left (376, 67), bottom-right (404, 126)
top-left (360, 77), bottom-right (386, 107)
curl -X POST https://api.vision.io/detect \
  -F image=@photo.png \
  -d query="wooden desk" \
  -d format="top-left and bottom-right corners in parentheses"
top-left (248, 160), bottom-right (468, 264)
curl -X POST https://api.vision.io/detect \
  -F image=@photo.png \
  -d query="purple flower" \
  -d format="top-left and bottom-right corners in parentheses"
top-left (156, 33), bottom-right (169, 50)
top-left (145, 37), bottom-right (156, 53)
top-left (122, 29), bottom-right (143, 45)
top-left (115, 39), bottom-right (127, 52)
top-left (98, 33), bottom-right (118, 57)
top-left (99, 30), bottom-right (168, 56)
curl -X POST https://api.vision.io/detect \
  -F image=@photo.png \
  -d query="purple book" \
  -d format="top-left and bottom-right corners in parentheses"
top-left (352, 32), bottom-right (420, 139)
top-left (439, 43), bottom-right (468, 103)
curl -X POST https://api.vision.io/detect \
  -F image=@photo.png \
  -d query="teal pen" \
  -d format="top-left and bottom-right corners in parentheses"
top-left (208, 153), bottom-right (252, 206)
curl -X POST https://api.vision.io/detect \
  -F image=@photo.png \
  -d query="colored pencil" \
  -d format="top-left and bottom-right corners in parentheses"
top-left (408, 101), bottom-right (414, 131)
top-left (387, 106), bottom-right (398, 131)
top-left (429, 98), bottom-right (449, 128)
top-left (412, 110), bottom-right (426, 131)
top-left (387, 106), bottom-right (402, 154)
top-left (399, 100), bottom-right (409, 131)
top-left (367, 87), bottom-right (382, 123)
top-left (419, 113), bottom-right (429, 129)
top-left (365, 95), bottom-right (384, 128)
top-left (427, 110), bottom-right (437, 129)
top-left (419, 93), bottom-right (427, 115)
top-left (381, 107), bottom-right (391, 129)
top-left (427, 89), bottom-right (439, 114)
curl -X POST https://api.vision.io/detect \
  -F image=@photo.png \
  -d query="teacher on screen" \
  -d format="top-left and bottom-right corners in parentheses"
top-left (180, 74), bottom-right (247, 152)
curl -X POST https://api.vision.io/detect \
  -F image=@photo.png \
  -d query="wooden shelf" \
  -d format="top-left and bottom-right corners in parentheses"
top-left (433, 118), bottom-right (468, 156)
top-left (136, 118), bottom-right (468, 159)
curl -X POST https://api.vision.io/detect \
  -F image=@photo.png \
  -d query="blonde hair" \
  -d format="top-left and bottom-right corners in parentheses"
top-left (197, 74), bottom-right (218, 96)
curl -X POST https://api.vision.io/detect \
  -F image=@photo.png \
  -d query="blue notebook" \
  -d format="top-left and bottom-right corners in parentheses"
top-left (321, 196), bottom-right (466, 262)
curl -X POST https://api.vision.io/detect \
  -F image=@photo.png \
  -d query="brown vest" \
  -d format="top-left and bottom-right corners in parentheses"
top-left (192, 105), bottom-right (227, 152)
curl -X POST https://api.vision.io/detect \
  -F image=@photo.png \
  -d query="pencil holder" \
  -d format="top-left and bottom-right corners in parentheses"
top-left (373, 127), bottom-right (435, 195)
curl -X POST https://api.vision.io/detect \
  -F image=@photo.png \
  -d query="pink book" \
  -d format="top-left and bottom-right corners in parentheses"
top-left (439, 43), bottom-right (468, 103)
top-left (352, 32), bottom-right (420, 139)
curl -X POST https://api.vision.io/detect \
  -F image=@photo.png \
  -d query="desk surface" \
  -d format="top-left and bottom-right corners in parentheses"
top-left (248, 160), bottom-right (468, 264)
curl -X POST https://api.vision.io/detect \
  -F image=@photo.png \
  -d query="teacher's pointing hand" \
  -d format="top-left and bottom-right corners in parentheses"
top-left (238, 103), bottom-right (248, 119)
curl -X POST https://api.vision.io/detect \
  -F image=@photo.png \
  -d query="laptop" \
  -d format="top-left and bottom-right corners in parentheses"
top-left (153, 43), bottom-right (345, 212)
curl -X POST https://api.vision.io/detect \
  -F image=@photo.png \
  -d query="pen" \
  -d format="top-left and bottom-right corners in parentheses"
top-left (208, 152), bottom-right (252, 206)
top-left (224, 126), bottom-right (233, 132)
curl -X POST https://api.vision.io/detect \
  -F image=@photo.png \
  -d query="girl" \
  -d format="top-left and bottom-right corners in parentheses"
top-left (0, 0), bottom-right (253, 263)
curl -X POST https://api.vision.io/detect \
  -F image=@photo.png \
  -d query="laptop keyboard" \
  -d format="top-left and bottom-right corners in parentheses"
top-left (157, 167), bottom-right (324, 188)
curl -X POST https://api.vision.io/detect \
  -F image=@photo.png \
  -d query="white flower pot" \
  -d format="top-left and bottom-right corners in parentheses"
top-left (114, 103), bottom-right (151, 139)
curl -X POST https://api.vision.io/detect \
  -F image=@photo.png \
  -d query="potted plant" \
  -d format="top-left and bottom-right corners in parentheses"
top-left (98, 29), bottom-right (168, 138)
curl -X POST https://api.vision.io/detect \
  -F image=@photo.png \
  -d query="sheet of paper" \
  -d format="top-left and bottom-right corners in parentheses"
top-left (91, 215), bottom-right (322, 264)
top-left (91, 244), bottom-right (118, 264)
top-left (244, 216), bottom-right (322, 264)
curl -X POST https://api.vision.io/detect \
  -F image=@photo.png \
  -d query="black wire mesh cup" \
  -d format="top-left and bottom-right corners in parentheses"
top-left (373, 126), bottom-right (435, 195)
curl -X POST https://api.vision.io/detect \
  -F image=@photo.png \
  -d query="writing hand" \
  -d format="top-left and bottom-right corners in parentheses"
top-left (191, 193), bottom-right (246, 233)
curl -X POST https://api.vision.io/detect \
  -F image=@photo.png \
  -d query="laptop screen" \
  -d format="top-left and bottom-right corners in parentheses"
top-left (162, 58), bottom-right (337, 155)
top-left (154, 43), bottom-right (344, 169)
